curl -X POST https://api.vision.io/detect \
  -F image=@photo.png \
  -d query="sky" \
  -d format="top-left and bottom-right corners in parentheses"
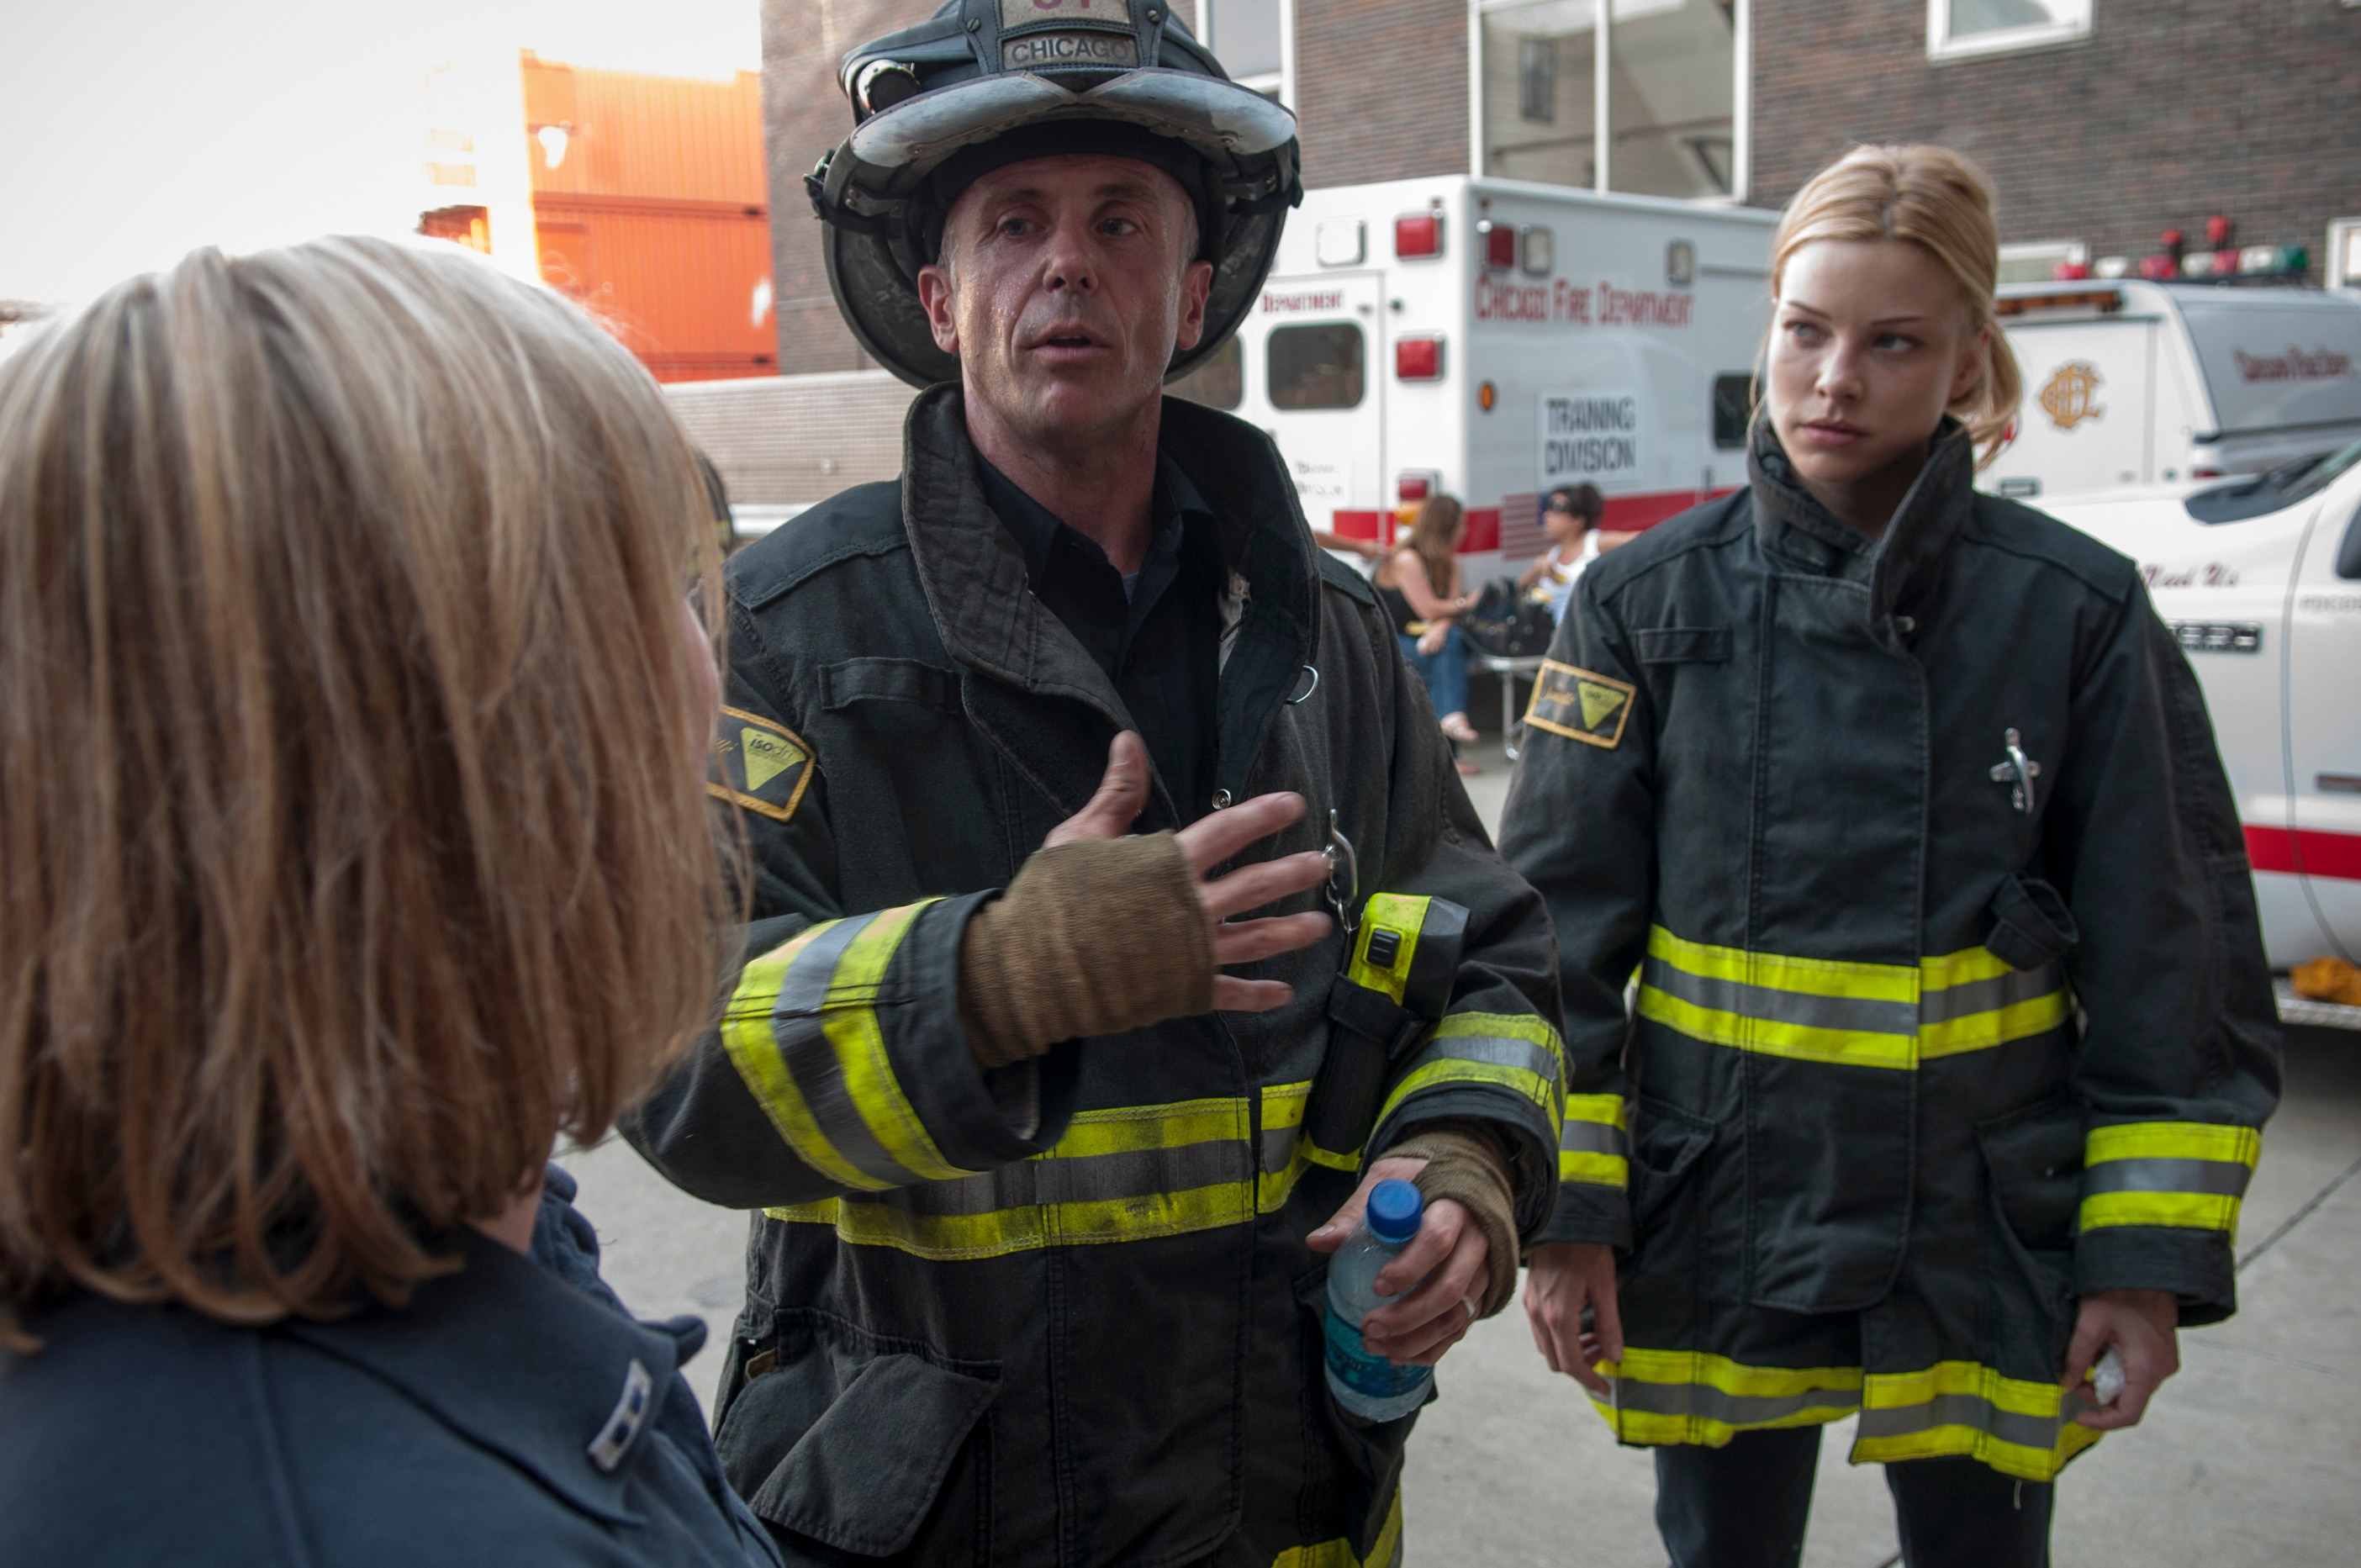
top-left (0, 0), bottom-right (763, 308)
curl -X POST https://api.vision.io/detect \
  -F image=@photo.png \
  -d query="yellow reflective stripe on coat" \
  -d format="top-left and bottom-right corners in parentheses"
top-left (1589, 1349), bottom-right (1862, 1446)
top-left (2078, 1121), bottom-right (2261, 1235)
top-left (721, 901), bottom-right (978, 1191)
top-left (1588, 1351), bottom-right (2101, 1482)
top-left (1560, 1094), bottom-right (1629, 1188)
top-left (1272, 1486), bottom-right (1402, 1568)
top-left (1637, 925), bottom-right (2068, 1070)
top-left (1371, 1011), bottom-right (1566, 1137)
top-left (1852, 1361), bottom-right (2104, 1483)
top-left (763, 1094), bottom-right (1261, 1259)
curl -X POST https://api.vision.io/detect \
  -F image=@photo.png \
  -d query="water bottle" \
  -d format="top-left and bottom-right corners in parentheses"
top-left (1323, 1178), bottom-right (1434, 1421)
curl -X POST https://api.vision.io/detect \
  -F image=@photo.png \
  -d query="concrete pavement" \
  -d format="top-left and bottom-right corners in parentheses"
top-left (564, 726), bottom-right (2361, 1565)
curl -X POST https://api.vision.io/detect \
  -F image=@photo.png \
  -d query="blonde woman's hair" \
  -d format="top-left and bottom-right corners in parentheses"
top-left (1402, 494), bottom-right (1465, 599)
top-left (1769, 144), bottom-right (2023, 468)
top-left (0, 238), bottom-right (731, 1336)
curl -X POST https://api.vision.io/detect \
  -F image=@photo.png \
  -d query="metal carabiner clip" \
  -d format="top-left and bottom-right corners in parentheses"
top-left (1323, 807), bottom-right (1359, 936)
top-left (1989, 727), bottom-right (2042, 815)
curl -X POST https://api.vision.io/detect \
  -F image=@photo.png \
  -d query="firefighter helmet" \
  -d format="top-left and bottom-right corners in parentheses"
top-left (808, 1), bottom-right (1302, 388)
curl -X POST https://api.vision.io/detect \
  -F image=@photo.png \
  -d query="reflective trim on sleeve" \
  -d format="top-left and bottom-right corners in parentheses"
top-left (1559, 1094), bottom-right (1629, 1187)
top-left (720, 901), bottom-right (977, 1191)
top-left (1271, 1486), bottom-right (1402, 1568)
top-left (1637, 926), bottom-right (2068, 1070)
top-left (1851, 1361), bottom-right (2105, 1483)
top-left (761, 1095), bottom-right (1258, 1259)
top-left (2078, 1121), bottom-right (2260, 1235)
top-left (1371, 1012), bottom-right (1566, 1137)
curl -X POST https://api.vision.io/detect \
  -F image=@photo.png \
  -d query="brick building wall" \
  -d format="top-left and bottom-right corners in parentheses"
top-left (1750, 1), bottom-right (2361, 278)
top-left (1293, 0), bottom-right (1468, 189)
top-left (758, 0), bottom-right (938, 373)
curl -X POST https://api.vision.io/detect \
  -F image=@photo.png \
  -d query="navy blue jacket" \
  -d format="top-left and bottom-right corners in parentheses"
top-left (0, 1167), bottom-right (780, 1568)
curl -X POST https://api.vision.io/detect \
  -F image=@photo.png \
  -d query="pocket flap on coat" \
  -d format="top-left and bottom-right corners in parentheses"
top-left (1632, 626), bottom-right (1731, 664)
top-left (737, 1352), bottom-right (999, 1556)
top-left (821, 657), bottom-right (964, 712)
top-left (1985, 874), bottom-right (2080, 972)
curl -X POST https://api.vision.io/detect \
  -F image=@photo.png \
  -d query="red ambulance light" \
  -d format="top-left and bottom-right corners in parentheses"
top-left (1397, 474), bottom-right (1432, 502)
top-left (1395, 213), bottom-right (1444, 261)
top-left (1479, 220), bottom-right (1517, 272)
top-left (1396, 335), bottom-right (1444, 381)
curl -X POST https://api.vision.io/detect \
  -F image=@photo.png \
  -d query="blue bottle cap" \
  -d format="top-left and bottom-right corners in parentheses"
top-left (1365, 1179), bottom-right (1423, 1244)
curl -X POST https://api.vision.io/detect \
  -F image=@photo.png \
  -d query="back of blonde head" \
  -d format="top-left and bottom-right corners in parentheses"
top-left (0, 238), bottom-right (728, 1333)
top-left (1770, 144), bottom-right (2022, 467)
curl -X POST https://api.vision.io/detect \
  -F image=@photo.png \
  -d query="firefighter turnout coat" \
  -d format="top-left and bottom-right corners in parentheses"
top-left (624, 388), bottom-right (1563, 1567)
top-left (1497, 421), bottom-right (2280, 1484)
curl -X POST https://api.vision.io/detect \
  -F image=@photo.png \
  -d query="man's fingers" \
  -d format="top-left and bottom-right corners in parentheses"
top-left (1174, 790), bottom-right (1307, 874)
top-left (1373, 1199), bottom-right (1463, 1300)
top-left (1210, 976), bottom-right (1295, 1014)
top-left (1044, 732), bottom-right (1150, 847)
top-left (1365, 1229), bottom-right (1487, 1362)
top-left (1200, 852), bottom-right (1332, 923)
top-left (1210, 911), bottom-right (1333, 967)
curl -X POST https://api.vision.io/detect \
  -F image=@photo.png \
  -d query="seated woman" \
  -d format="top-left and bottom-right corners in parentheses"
top-left (0, 238), bottom-right (779, 1566)
top-left (1375, 494), bottom-right (1482, 770)
top-left (1516, 483), bottom-right (1604, 623)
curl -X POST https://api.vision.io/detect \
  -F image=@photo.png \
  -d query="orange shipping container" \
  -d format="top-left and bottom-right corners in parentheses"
top-left (520, 54), bottom-right (773, 383)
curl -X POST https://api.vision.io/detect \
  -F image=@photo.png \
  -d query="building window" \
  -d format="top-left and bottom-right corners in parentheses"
top-left (1519, 37), bottom-right (1557, 123)
top-left (1198, 0), bottom-right (1291, 103)
top-left (1477, 0), bottom-right (1744, 204)
top-left (1927, 0), bottom-right (2091, 61)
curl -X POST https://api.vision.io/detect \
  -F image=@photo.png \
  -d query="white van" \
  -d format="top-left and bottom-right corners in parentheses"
top-left (2045, 440), bottom-right (2361, 974)
top-left (1168, 176), bottom-right (1776, 580)
top-left (1988, 282), bottom-right (2361, 504)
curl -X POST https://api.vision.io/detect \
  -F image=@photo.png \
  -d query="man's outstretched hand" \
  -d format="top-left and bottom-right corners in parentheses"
top-left (1048, 733), bottom-right (1333, 1012)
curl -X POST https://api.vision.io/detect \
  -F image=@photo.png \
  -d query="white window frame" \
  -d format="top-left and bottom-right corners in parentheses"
top-left (1466, 0), bottom-right (1750, 205)
top-left (1195, 0), bottom-right (1295, 107)
top-left (1926, 0), bottom-right (2091, 62)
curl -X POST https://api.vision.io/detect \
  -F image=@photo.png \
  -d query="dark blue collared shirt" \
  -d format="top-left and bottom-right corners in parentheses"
top-left (976, 451), bottom-right (1226, 821)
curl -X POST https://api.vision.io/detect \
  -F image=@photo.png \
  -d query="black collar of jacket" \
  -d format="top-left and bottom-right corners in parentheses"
top-left (1746, 414), bottom-right (1975, 620)
top-left (897, 384), bottom-right (1320, 818)
top-left (275, 1227), bottom-right (690, 1526)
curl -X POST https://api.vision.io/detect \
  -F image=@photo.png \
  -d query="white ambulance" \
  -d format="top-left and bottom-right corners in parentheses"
top-left (2045, 440), bottom-right (2361, 974)
top-left (1167, 176), bottom-right (1777, 579)
top-left (1987, 281), bottom-right (2361, 504)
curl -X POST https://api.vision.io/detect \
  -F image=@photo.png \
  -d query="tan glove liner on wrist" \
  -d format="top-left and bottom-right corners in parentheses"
top-left (959, 832), bottom-right (1215, 1071)
top-left (1386, 1119), bottom-right (1522, 1318)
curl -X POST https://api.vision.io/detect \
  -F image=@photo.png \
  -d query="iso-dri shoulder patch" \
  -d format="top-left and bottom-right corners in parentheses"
top-left (710, 705), bottom-right (815, 823)
top-left (1525, 660), bottom-right (1636, 749)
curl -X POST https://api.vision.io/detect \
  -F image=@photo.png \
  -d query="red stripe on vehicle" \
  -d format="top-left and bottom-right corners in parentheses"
top-left (2245, 825), bottom-right (2361, 882)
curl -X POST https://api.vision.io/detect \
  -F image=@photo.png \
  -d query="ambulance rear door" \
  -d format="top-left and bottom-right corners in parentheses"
top-left (1241, 272), bottom-right (1387, 546)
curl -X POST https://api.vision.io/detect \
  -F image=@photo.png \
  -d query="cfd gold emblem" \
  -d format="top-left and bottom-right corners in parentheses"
top-left (2038, 361), bottom-right (2104, 431)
